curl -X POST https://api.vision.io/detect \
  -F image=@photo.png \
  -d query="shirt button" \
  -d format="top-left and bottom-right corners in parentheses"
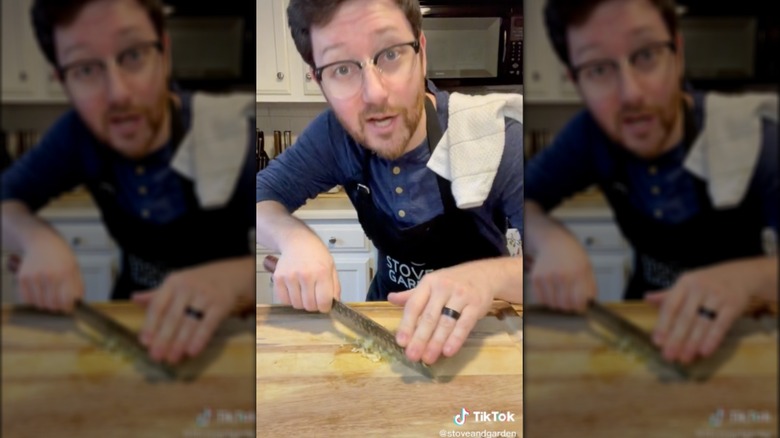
top-left (395, 187), bottom-right (403, 194)
top-left (651, 186), bottom-right (660, 195)
top-left (654, 209), bottom-right (663, 218)
top-left (136, 166), bottom-right (145, 175)
top-left (141, 209), bottom-right (150, 218)
top-left (648, 166), bottom-right (657, 175)
top-left (398, 210), bottom-right (406, 218)
top-left (138, 186), bottom-right (147, 195)
top-left (392, 166), bottom-right (401, 175)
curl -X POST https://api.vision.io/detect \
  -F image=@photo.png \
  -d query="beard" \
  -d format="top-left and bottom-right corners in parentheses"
top-left (101, 88), bottom-right (169, 160)
top-left (612, 86), bottom-right (683, 160)
top-left (337, 76), bottom-right (426, 161)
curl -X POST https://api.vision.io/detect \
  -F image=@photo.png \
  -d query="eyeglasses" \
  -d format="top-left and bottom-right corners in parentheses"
top-left (571, 41), bottom-right (677, 95)
top-left (313, 40), bottom-right (421, 100)
top-left (57, 41), bottom-right (164, 96)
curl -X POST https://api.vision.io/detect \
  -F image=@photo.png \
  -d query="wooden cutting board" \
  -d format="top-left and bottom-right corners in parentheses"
top-left (1, 303), bottom-right (255, 438)
top-left (524, 302), bottom-right (778, 437)
top-left (256, 301), bottom-right (523, 438)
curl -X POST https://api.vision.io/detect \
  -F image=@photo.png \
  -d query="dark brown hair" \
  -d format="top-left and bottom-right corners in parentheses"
top-left (543, 0), bottom-right (679, 69)
top-left (287, 0), bottom-right (423, 69)
top-left (31, 0), bottom-right (165, 67)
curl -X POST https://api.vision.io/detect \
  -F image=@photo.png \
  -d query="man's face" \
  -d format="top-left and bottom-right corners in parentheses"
top-left (567, 0), bottom-right (685, 159)
top-left (310, 0), bottom-right (427, 160)
top-left (54, 0), bottom-right (171, 160)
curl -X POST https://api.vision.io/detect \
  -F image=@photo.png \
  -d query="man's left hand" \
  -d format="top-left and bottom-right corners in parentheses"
top-left (645, 262), bottom-right (758, 364)
top-left (132, 257), bottom-right (253, 364)
top-left (387, 264), bottom-right (497, 365)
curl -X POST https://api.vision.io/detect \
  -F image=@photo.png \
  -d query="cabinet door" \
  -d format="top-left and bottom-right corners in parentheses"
top-left (589, 253), bottom-right (629, 302)
top-left (301, 65), bottom-right (322, 96)
top-left (76, 253), bottom-right (115, 302)
top-left (334, 256), bottom-right (372, 303)
top-left (523, 0), bottom-right (555, 100)
top-left (257, 0), bottom-right (292, 95)
top-left (1, 0), bottom-right (34, 97)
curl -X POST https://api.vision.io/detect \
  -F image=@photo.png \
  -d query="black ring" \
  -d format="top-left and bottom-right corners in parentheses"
top-left (441, 306), bottom-right (461, 321)
top-left (697, 305), bottom-right (717, 320)
top-left (185, 305), bottom-right (205, 320)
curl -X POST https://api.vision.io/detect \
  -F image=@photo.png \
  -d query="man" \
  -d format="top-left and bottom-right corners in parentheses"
top-left (255, 0), bottom-right (523, 365)
top-left (1, 0), bottom-right (255, 364)
top-left (525, 0), bottom-right (778, 364)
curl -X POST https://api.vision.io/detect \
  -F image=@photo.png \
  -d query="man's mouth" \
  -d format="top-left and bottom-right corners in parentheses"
top-left (365, 114), bottom-right (396, 129)
top-left (108, 113), bottom-right (143, 136)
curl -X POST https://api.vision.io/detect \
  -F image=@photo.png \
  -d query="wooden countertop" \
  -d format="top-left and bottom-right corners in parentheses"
top-left (1, 302), bottom-right (255, 437)
top-left (256, 301), bottom-right (523, 437)
top-left (523, 302), bottom-right (778, 437)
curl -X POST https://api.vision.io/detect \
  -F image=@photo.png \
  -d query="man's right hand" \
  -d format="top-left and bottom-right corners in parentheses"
top-left (270, 235), bottom-right (340, 313)
top-left (528, 230), bottom-right (597, 313)
top-left (15, 232), bottom-right (84, 313)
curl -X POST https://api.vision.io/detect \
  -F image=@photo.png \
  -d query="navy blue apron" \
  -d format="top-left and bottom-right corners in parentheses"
top-left (345, 96), bottom-right (508, 301)
top-left (87, 97), bottom-right (252, 299)
top-left (601, 100), bottom-right (765, 299)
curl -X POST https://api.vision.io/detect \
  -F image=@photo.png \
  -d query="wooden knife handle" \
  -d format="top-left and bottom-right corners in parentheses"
top-left (263, 255), bottom-right (279, 273)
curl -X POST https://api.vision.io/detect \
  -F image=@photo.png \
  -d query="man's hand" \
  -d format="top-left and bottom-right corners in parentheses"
top-left (388, 257), bottom-right (521, 365)
top-left (15, 232), bottom-right (84, 313)
top-left (528, 230), bottom-right (596, 313)
top-left (132, 257), bottom-right (253, 364)
top-left (272, 234), bottom-right (340, 313)
top-left (645, 257), bottom-right (777, 364)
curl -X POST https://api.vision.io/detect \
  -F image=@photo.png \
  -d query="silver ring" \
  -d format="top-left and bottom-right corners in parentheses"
top-left (697, 305), bottom-right (717, 320)
top-left (441, 306), bottom-right (461, 321)
top-left (185, 305), bottom-right (205, 320)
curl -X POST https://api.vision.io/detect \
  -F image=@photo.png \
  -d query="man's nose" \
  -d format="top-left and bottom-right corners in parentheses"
top-left (104, 63), bottom-right (132, 106)
top-left (360, 64), bottom-right (389, 107)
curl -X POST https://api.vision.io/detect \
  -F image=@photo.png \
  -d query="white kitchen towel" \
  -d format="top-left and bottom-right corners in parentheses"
top-left (171, 92), bottom-right (254, 209)
top-left (427, 92), bottom-right (523, 208)
top-left (683, 92), bottom-right (778, 208)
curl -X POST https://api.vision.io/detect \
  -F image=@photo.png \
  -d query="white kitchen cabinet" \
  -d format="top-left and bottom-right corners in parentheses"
top-left (256, 0), bottom-right (325, 103)
top-left (523, 0), bottom-right (581, 103)
top-left (1, 0), bottom-right (68, 103)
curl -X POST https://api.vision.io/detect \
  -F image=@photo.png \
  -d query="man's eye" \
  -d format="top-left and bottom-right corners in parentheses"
top-left (381, 49), bottom-right (400, 62)
top-left (71, 63), bottom-right (100, 79)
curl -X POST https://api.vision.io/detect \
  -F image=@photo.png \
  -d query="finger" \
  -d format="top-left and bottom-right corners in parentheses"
top-left (422, 297), bottom-right (467, 364)
top-left (42, 274), bottom-right (60, 312)
top-left (405, 288), bottom-right (449, 362)
top-left (331, 267), bottom-right (341, 305)
top-left (396, 285), bottom-right (429, 347)
top-left (186, 305), bottom-right (225, 359)
top-left (132, 291), bottom-right (155, 308)
top-left (653, 285), bottom-right (686, 346)
top-left (679, 302), bottom-right (714, 364)
top-left (167, 298), bottom-right (206, 364)
top-left (443, 305), bottom-right (480, 358)
top-left (572, 276), bottom-right (596, 313)
top-left (661, 292), bottom-right (700, 362)
top-left (644, 290), bottom-right (667, 306)
top-left (314, 271), bottom-right (334, 314)
top-left (531, 274), bottom-right (553, 309)
top-left (149, 288), bottom-right (189, 362)
top-left (285, 275), bottom-right (303, 309)
top-left (699, 305), bottom-right (739, 358)
top-left (299, 271), bottom-right (317, 312)
top-left (272, 273), bottom-right (291, 306)
top-left (17, 274), bottom-right (33, 306)
top-left (552, 274), bottom-right (572, 312)
top-left (387, 291), bottom-right (412, 307)
top-left (140, 287), bottom-right (172, 348)
top-left (31, 275), bottom-right (49, 311)
top-left (59, 273), bottom-right (84, 314)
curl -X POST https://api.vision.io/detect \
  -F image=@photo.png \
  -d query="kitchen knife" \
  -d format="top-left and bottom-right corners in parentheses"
top-left (262, 255), bottom-right (435, 379)
top-left (72, 299), bottom-right (179, 380)
top-left (585, 300), bottom-right (692, 379)
top-left (6, 254), bottom-right (179, 379)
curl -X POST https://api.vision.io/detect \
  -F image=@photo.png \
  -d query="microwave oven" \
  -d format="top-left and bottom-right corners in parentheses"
top-left (161, 0), bottom-right (255, 91)
top-left (419, 1), bottom-right (523, 88)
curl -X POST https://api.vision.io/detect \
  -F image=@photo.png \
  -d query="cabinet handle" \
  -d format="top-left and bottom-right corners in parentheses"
top-left (532, 71), bottom-right (540, 81)
top-left (72, 237), bottom-right (82, 247)
top-left (305, 72), bottom-right (312, 81)
top-left (276, 72), bottom-right (285, 80)
top-left (328, 237), bottom-right (337, 246)
top-left (584, 236), bottom-right (594, 246)
top-left (19, 71), bottom-right (27, 82)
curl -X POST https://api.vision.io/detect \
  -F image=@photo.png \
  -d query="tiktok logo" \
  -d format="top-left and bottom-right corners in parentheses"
top-left (454, 408), bottom-right (470, 426)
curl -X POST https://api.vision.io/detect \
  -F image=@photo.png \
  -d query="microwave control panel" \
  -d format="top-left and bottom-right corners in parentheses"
top-left (507, 15), bottom-right (523, 78)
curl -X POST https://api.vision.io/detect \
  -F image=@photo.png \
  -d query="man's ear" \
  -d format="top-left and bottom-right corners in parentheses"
top-left (419, 31), bottom-right (427, 75)
top-left (161, 31), bottom-right (172, 79)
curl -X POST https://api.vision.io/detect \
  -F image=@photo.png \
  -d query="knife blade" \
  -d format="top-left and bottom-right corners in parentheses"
top-left (73, 299), bottom-right (179, 380)
top-left (585, 300), bottom-right (691, 379)
top-left (262, 255), bottom-right (434, 379)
